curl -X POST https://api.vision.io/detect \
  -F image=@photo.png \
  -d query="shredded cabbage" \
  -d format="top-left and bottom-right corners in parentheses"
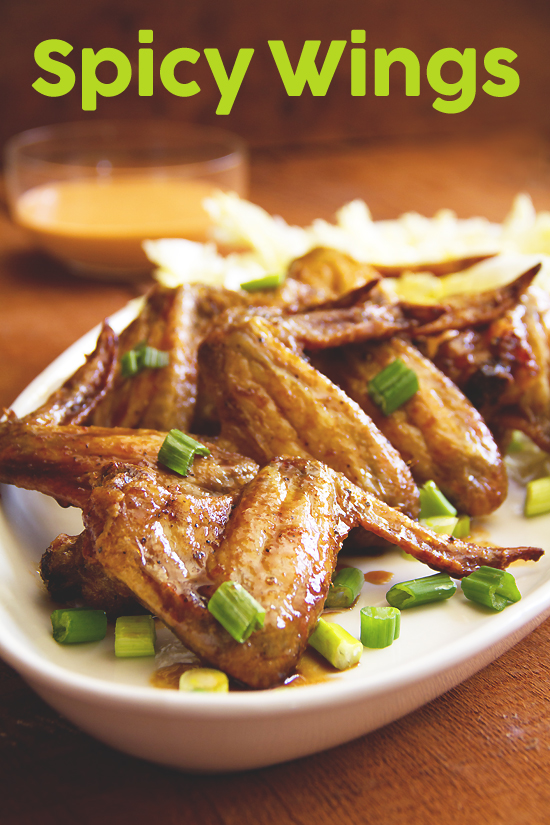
top-left (143, 191), bottom-right (550, 296)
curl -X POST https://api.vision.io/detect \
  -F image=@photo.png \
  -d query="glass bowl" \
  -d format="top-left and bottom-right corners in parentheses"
top-left (4, 120), bottom-right (248, 280)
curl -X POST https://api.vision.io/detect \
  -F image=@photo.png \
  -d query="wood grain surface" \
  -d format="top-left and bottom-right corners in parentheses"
top-left (0, 130), bottom-right (549, 823)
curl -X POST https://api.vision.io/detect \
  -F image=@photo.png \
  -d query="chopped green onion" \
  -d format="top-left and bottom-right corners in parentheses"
top-left (420, 515), bottom-right (459, 535)
top-left (240, 271), bottom-right (285, 292)
top-left (115, 615), bottom-right (156, 657)
top-left (419, 480), bottom-right (458, 518)
top-left (401, 550), bottom-right (417, 561)
top-left (453, 515), bottom-right (470, 539)
top-left (420, 514), bottom-right (471, 539)
top-left (524, 477), bottom-right (550, 517)
top-left (139, 346), bottom-right (170, 370)
top-left (158, 429), bottom-right (211, 476)
top-left (367, 358), bottom-right (419, 415)
top-left (506, 430), bottom-right (531, 454)
top-left (360, 606), bottom-right (401, 648)
top-left (461, 566), bottom-right (521, 611)
top-left (308, 618), bottom-right (363, 670)
top-left (208, 581), bottom-right (265, 643)
top-left (386, 572), bottom-right (457, 609)
top-left (120, 349), bottom-right (140, 378)
top-left (179, 668), bottom-right (229, 693)
top-left (50, 608), bottom-right (107, 644)
top-left (121, 343), bottom-right (169, 378)
top-left (325, 567), bottom-right (364, 609)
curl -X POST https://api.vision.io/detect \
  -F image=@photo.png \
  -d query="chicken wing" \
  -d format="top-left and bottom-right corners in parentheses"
top-left (20, 322), bottom-right (118, 426)
top-left (0, 420), bottom-right (259, 508)
top-left (314, 337), bottom-right (507, 516)
top-left (423, 285), bottom-right (550, 452)
top-left (198, 313), bottom-right (420, 517)
top-left (0, 418), bottom-right (541, 687)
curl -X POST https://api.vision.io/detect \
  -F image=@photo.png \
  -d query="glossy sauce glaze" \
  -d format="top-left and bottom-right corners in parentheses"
top-left (364, 569), bottom-right (393, 585)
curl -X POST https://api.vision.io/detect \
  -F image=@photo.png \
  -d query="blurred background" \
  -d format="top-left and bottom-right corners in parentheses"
top-left (1, 0), bottom-right (549, 151)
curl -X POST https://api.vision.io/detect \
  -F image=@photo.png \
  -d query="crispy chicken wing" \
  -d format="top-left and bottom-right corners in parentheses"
top-left (199, 313), bottom-right (420, 517)
top-left (314, 338), bottom-right (507, 515)
top-left (0, 419), bottom-right (541, 687)
top-left (21, 322), bottom-right (118, 426)
top-left (0, 420), bottom-right (258, 508)
top-left (40, 531), bottom-right (138, 618)
top-left (423, 285), bottom-right (550, 451)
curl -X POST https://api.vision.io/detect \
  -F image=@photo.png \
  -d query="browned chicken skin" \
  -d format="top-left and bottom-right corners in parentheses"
top-left (24, 322), bottom-right (118, 426)
top-left (2, 435), bottom-right (537, 688)
top-left (314, 337), bottom-right (508, 516)
top-left (199, 313), bottom-right (421, 517)
top-left (423, 285), bottom-right (550, 452)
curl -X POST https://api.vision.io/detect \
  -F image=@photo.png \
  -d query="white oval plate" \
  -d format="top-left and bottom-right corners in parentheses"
top-left (1, 305), bottom-right (549, 773)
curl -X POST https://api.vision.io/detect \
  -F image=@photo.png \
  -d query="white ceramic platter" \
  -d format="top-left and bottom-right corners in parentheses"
top-left (1, 304), bottom-right (550, 773)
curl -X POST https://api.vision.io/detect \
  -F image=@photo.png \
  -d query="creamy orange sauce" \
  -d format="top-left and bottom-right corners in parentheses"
top-left (364, 569), bottom-right (393, 585)
top-left (14, 176), bottom-right (219, 270)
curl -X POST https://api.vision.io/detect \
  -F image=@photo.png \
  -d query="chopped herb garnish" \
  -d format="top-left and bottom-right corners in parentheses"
top-left (240, 271), bottom-right (285, 292)
top-left (360, 606), bottom-right (401, 648)
top-left (121, 343), bottom-right (169, 378)
top-left (115, 615), bottom-right (156, 657)
top-left (419, 480), bottom-right (458, 518)
top-left (158, 429), bottom-right (211, 476)
top-left (325, 567), bottom-right (364, 609)
top-left (367, 358), bottom-right (419, 415)
top-left (461, 566), bottom-right (521, 611)
top-left (386, 572), bottom-right (457, 609)
top-left (308, 618), bottom-right (363, 670)
top-left (51, 608), bottom-right (107, 644)
top-left (208, 581), bottom-right (265, 643)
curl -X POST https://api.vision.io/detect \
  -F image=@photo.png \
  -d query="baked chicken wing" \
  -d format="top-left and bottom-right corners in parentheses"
top-left (0, 421), bottom-right (541, 688)
top-left (314, 337), bottom-right (507, 516)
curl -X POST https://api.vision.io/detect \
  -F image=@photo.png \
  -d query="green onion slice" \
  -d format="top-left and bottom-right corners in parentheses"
top-left (461, 566), bottom-right (521, 612)
top-left (506, 430), bottom-right (531, 454)
top-left (120, 349), bottom-right (140, 378)
top-left (208, 581), bottom-right (265, 643)
top-left (308, 618), bottom-right (363, 670)
top-left (158, 429), bottom-right (211, 476)
top-left (115, 615), bottom-right (156, 658)
top-left (325, 567), bottom-right (364, 609)
top-left (524, 477), bottom-right (550, 517)
top-left (386, 572), bottom-right (457, 609)
top-left (121, 342), bottom-right (170, 378)
top-left (240, 271), bottom-right (285, 292)
top-left (453, 515), bottom-right (470, 539)
top-left (367, 358), bottom-right (419, 415)
top-left (419, 480), bottom-right (458, 518)
top-left (420, 515), bottom-right (459, 536)
top-left (51, 608), bottom-right (107, 644)
top-left (179, 668), bottom-right (229, 693)
top-left (139, 346), bottom-right (170, 370)
top-left (360, 606), bottom-right (401, 648)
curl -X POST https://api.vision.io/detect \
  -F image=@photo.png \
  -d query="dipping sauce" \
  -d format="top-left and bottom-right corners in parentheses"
top-left (14, 176), bottom-right (219, 272)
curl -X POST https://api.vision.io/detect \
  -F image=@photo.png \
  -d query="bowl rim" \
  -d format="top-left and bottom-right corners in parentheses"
top-left (4, 119), bottom-right (247, 178)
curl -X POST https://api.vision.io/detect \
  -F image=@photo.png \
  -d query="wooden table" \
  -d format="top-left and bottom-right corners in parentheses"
top-left (1, 130), bottom-right (549, 824)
